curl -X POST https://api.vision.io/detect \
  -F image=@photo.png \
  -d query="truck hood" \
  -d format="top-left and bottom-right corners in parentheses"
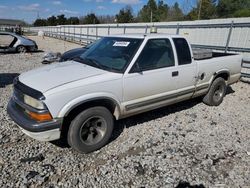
top-left (19, 61), bottom-right (108, 92)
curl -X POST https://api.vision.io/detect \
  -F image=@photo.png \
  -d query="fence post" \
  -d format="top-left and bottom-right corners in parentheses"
top-left (96, 26), bottom-right (98, 40)
top-left (176, 23), bottom-right (180, 35)
top-left (225, 21), bottom-right (234, 53)
top-left (64, 26), bottom-right (66, 41)
top-left (80, 26), bottom-right (82, 43)
top-left (108, 26), bottom-right (110, 35)
top-left (73, 25), bottom-right (75, 42)
top-left (87, 27), bottom-right (89, 41)
top-left (145, 25), bottom-right (148, 34)
top-left (60, 26), bottom-right (61, 39)
top-left (123, 26), bottom-right (126, 34)
top-left (66, 26), bottom-right (68, 40)
top-left (67, 26), bottom-right (71, 41)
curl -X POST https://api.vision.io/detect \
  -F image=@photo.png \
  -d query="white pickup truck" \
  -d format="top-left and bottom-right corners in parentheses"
top-left (7, 34), bottom-right (242, 153)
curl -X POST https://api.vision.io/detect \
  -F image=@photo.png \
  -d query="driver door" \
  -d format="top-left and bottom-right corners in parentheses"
top-left (122, 38), bottom-right (179, 114)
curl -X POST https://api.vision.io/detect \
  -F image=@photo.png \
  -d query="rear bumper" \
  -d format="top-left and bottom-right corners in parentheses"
top-left (7, 98), bottom-right (62, 141)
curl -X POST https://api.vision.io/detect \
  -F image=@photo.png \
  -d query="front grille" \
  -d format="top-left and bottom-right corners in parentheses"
top-left (13, 88), bottom-right (24, 102)
top-left (12, 88), bottom-right (26, 112)
top-left (11, 93), bottom-right (29, 118)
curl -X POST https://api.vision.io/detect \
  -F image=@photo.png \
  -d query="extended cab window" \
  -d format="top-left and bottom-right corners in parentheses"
top-left (131, 39), bottom-right (175, 72)
top-left (173, 38), bottom-right (192, 65)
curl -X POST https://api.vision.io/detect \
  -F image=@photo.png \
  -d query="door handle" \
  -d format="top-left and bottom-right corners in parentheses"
top-left (172, 71), bottom-right (179, 77)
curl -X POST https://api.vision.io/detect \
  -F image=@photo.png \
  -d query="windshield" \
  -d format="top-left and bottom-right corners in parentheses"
top-left (78, 37), bottom-right (143, 73)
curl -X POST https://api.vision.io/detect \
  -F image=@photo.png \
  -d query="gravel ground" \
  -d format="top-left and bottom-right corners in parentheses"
top-left (0, 36), bottom-right (250, 188)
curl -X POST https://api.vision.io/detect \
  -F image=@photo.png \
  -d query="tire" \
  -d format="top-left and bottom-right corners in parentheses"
top-left (203, 77), bottom-right (227, 106)
top-left (16, 45), bottom-right (27, 53)
top-left (67, 106), bottom-right (114, 153)
top-left (41, 60), bottom-right (51, 64)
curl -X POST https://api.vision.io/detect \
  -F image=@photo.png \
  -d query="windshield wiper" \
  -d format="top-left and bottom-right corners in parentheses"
top-left (72, 57), bottom-right (101, 69)
top-left (72, 57), bottom-right (119, 72)
top-left (84, 58), bottom-right (104, 69)
top-left (72, 56), bottom-right (85, 63)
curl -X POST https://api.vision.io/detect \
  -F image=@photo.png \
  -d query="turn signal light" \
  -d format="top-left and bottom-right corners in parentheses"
top-left (28, 112), bottom-right (52, 122)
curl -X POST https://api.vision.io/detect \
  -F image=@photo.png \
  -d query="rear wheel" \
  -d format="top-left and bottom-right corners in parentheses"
top-left (203, 77), bottom-right (226, 106)
top-left (67, 106), bottom-right (114, 153)
top-left (16, 45), bottom-right (27, 53)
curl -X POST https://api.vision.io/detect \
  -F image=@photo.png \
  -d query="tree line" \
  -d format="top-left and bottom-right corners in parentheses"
top-left (34, 0), bottom-right (250, 26)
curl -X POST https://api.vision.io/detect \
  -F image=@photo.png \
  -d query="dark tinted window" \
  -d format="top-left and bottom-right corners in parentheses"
top-left (131, 39), bottom-right (175, 72)
top-left (173, 38), bottom-right (192, 65)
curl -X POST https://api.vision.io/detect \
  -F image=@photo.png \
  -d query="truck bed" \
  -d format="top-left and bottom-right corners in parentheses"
top-left (195, 51), bottom-right (238, 61)
top-left (195, 51), bottom-right (242, 87)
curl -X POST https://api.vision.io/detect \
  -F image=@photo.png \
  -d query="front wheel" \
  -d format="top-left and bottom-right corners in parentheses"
top-left (67, 106), bottom-right (114, 153)
top-left (203, 77), bottom-right (227, 106)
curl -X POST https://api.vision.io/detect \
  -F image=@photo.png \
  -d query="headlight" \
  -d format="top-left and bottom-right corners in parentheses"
top-left (23, 94), bottom-right (45, 110)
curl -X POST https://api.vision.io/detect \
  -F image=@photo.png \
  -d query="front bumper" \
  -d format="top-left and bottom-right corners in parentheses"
top-left (7, 98), bottom-right (62, 141)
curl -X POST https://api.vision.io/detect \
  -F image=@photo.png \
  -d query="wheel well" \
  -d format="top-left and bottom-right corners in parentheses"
top-left (60, 99), bottom-right (118, 140)
top-left (213, 72), bottom-right (229, 81)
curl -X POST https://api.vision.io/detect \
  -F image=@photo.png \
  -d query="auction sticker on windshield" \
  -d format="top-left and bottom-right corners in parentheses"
top-left (113, 41), bottom-right (130, 47)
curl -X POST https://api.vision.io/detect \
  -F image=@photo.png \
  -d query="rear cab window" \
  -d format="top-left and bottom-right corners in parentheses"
top-left (173, 38), bottom-right (192, 65)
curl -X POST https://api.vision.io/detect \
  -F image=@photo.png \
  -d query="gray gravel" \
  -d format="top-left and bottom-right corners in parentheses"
top-left (0, 36), bottom-right (250, 187)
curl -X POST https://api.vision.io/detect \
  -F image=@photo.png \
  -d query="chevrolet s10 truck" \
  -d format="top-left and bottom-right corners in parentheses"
top-left (7, 34), bottom-right (242, 153)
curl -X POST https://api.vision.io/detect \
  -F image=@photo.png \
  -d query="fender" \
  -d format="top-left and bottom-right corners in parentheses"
top-left (57, 92), bottom-right (122, 119)
top-left (213, 69), bottom-right (230, 78)
top-left (210, 69), bottom-right (230, 84)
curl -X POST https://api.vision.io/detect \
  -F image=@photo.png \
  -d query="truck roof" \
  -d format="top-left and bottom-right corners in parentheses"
top-left (107, 33), bottom-right (181, 39)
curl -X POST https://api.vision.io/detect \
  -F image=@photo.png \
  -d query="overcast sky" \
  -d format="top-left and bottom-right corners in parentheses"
top-left (0, 0), bottom-right (195, 23)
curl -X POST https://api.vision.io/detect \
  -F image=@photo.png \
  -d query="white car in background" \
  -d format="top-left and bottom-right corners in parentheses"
top-left (0, 32), bottom-right (38, 53)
